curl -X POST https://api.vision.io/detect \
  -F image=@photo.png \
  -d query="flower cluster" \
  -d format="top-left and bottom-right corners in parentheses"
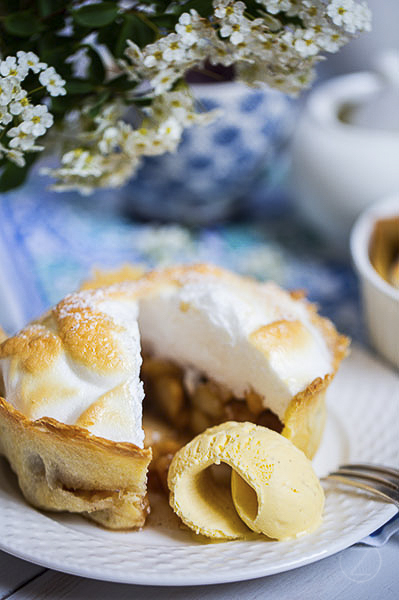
top-left (45, 89), bottom-right (219, 194)
top-left (0, 1), bottom-right (371, 193)
top-left (0, 52), bottom-right (66, 168)
top-left (123, 10), bottom-right (216, 97)
top-left (122, 1), bottom-right (371, 97)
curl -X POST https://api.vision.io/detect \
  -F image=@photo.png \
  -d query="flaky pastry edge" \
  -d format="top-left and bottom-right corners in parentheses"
top-left (0, 396), bottom-right (152, 529)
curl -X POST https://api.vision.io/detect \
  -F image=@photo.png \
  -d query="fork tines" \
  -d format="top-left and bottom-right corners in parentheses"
top-left (340, 463), bottom-right (399, 479)
top-left (325, 462), bottom-right (399, 508)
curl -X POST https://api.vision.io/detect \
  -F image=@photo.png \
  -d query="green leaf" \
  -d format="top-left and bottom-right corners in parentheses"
top-left (73, 2), bottom-right (119, 28)
top-left (130, 97), bottom-right (152, 107)
top-left (106, 74), bottom-right (138, 92)
top-left (50, 95), bottom-right (77, 116)
top-left (38, 0), bottom-right (65, 18)
top-left (66, 79), bottom-right (95, 94)
top-left (172, 0), bottom-right (214, 18)
top-left (97, 21), bottom-right (121, 54)
top-left (123, 14), bottom-right (155, 50)
top-left (38, 33), bottom-right (73, 74)
top-left (151, 14), bottom-right (178, 29)
top-left (4, 12), bottom-right (43, 37)
top-left (0, 154), bottom-right (38, 193)
top-left (85, 46), bottom-right (106, 83)
top-left (87, 90), bottom-right (111, 118)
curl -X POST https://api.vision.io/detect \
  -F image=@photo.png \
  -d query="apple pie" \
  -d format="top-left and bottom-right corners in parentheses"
top-left (0, 264), bottom-right (349, 528)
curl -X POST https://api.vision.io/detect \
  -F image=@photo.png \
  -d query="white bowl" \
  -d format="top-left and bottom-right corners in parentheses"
top-left (291, 73), bottom-right (399, 245)
top-left (350, 195), bottom-right (399, 368)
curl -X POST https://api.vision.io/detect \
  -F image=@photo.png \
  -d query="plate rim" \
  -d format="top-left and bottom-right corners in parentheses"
top-left (0, 344), bottom-right (398, 586)
top-left (0, 505), bottom-right (397, 586)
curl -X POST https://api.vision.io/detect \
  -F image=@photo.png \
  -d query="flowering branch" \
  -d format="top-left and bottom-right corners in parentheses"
top-left (0, 53), bottom-right (65, 168)
top-left (0, 1), bottom-right (371, 194)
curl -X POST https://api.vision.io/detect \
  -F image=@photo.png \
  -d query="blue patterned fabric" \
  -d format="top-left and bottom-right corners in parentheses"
top-left (360, 514), bottom-right (399, 547)
top-left (0, 176), bottom-right (361, 342)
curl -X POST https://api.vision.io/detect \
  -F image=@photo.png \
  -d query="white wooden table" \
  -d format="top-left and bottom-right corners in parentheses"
top-left (1, 536), bottom-right (398, 600)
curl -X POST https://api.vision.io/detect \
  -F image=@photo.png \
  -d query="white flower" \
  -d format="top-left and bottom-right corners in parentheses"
top-left (101, 154), bottom-right (140, 188)
top-left (317, 27), bottom-right (348, 52)
top-left (21, 105), bottom-right (54, 137)
top-left (157, 116), bottom-right (183, 146)
top-left (353, 2), bottom-right (372, 32)
top-left (125, 40), bottom-right (144, 66)
top-left (175, 12), bottom-right (200, 47)
top-left (16, 51), bottom-right (46, 74)
top-left (327, 0), bottom-right (354, 25)
top-left (98, 125), bottom-right (121, 154)
top-left (93, 102), bottom-right (125, 133)
top-left (120, 56), bottom-right (143, 83)
top-left (261, 0), bottom-right (292, 15)
top-left (143, 42), bottom-right (168, 69)
top-left (0, 56), bottom-right (28, 80)
top-left (208, 39), bottom-right (236, 67)
top-left (220, 15), bottom-right (250, 45)
top-left (8, 90), bottom-right (30, 116)
top-left (293, 30), bottom-right (320, 57)
top-left (248, 18), bottom-right (269, 41)
top-left (298, 1), bottom-right (325, 25)
top-left (149, 67), bottom-right (181, 96)
top-left (7, 125), bottom-right (37, 151)
top-left (162, 34), bottom-right (187, 63)
top-left (214, 1), bottom-right (246, 20)
top-left (159, 90), bottom-right (195, 120)
top-left (6, 148), bottom-right (25, 167)
top-left (0, 77), bottom-right (12, 104)
top-left (39, 66), bottom-right (66, 96)
top-left (45, 145), bottom-right (140, 194)
top-left (125, 126), bottom-right (156, 155)
top-left (107, 121), bottom-right (136, 156)
top-left (61, 148), bottom-right (103, 177)
top-left (0, 104), bottom-right (12, 125)
top-left (286, 0), bottom-right (304, 17)
top-left (326, 0), bottom-right (370, 33)
top-left (185, 37), bottom-right (209, 63)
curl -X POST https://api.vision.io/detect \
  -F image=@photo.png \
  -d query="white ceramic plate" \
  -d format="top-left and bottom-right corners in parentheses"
top-left (0, 345), bottom-right (398, 586)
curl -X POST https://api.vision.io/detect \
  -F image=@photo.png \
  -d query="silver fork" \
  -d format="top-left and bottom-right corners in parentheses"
top-left (323, 463), bottom-right (399, 508)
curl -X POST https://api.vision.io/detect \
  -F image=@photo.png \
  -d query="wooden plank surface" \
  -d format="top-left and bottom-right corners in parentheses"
top-left (3, 540), bottom-right (399, 600)
top-left (0, 552), bottom-right (44, 599)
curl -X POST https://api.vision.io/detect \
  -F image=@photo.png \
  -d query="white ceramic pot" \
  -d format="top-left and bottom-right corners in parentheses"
top-left (350, 195), bottom-right (399, 368)
top-left (290, 72), bottom-right (399, 245)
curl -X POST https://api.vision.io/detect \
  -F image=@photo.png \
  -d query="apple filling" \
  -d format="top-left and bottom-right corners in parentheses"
top-left (141, 355), bottom-right (283, 492)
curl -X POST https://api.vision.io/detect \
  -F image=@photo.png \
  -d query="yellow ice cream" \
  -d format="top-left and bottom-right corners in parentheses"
top-left (168, 422), bottom-right (324, 540)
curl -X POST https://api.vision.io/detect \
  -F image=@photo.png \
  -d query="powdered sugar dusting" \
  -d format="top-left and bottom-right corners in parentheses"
top-left (0, 264), bottom-right (342, 447)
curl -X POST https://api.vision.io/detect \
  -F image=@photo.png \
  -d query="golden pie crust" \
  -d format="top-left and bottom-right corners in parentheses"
top-left (0, 396), bottom-right (151, 529)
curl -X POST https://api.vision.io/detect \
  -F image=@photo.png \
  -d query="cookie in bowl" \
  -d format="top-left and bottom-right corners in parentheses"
top-left (0, 264), bottom-right (349, 528)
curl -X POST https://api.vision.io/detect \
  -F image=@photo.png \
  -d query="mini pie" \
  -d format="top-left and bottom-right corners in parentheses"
top-left (0, 264), bottom-right (349, 529)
